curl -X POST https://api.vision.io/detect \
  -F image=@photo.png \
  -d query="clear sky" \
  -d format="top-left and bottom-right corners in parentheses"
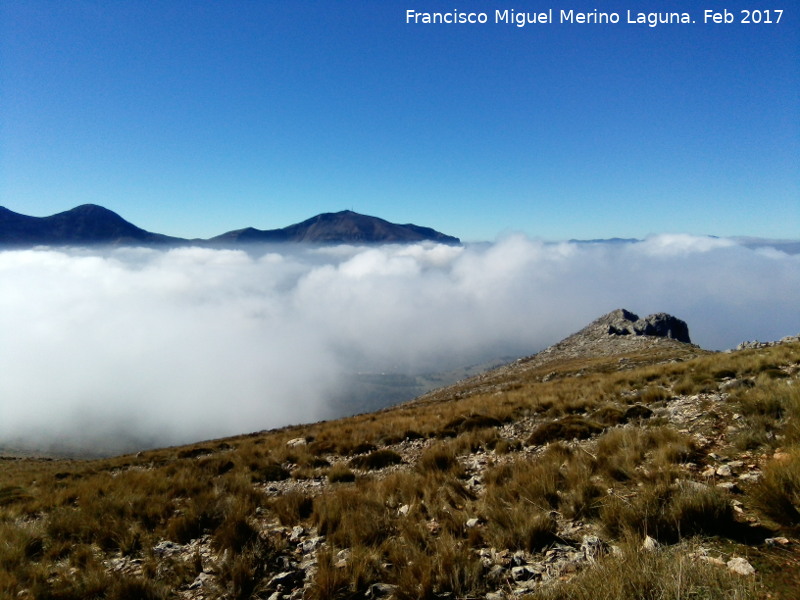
top-left (1, 0), bottom-right (798, 242)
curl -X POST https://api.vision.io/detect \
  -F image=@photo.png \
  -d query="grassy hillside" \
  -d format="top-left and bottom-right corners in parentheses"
top-left (1, 338), bottom-right (798, 599)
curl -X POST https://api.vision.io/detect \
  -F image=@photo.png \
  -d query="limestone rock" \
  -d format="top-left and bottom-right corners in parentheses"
top-left (602, 310), bottom-right (691, 343)
top-left (366, 583), bottom-right (398, 599)
top-left (727, 557), bottom-right (755, 576)
top-left (716, 465), bottom-right (733, 477)
top-left (642, 535), bottom-right (660, 552)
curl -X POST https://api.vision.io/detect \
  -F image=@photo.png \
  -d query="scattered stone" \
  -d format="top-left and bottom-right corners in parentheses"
top-left (699, 555), bottom-right (727, 567)
top-left (300, 536), bottom-right (323, 554)
top-left (398, 504), bottom-right (411, 516)
top-left (642, 536), bottom-right (660, 552)
top-left (727, 557), bottom-right (755, 576)
top-left (366, 583), bottom-right (398, 599)
top-left (511, 550), bottom-right (528, 566)
top-left (268, 571), bottom-right (302, 589)
top-left (738, 472), bottom-right (761, 484)
top-left (465, 517), bottom-right (481, 529)
top-left (580, 535), bottom-right (606, 562)
top-left (716, 465), bottom-right (733, 477)
top-left (188, 572), bottom-right (214, 590)
top-left (287, 437), bottom-right (307, 447)
top-left (773, 450), bottom-right (791, 463)
top-left (511, 565), bottom-right (540, 582)
top-left (679, 479), bottom-right (710, 493)
top-left (153, 540), bottom-right (183, 557)
top-left (765, 537), bottom-right (790, 546)
top-left (335, 549), bottom-right (351, 568)
top-left (486, 564), bottom-right (507, 583)
top-left (737, 335), bottom-right (800, 350)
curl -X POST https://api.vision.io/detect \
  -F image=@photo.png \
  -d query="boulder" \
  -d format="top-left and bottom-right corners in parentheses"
top-left (727, 557), bottom-right (755, 576)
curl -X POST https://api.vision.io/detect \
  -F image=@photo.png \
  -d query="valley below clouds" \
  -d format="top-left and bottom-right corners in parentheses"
top-left (1, 235), bottom-right (798, 454)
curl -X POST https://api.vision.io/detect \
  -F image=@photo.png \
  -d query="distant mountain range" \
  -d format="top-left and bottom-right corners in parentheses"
top-left (570, 235), bottom-right (800, 254)
top-left (0, 205), bottom-right (460, 247)
top-left (2, 205), bottom-right (796, 253)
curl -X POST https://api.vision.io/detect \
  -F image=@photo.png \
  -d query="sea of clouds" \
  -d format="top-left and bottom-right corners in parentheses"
top-left (1, 234), bottom-right (798, 454)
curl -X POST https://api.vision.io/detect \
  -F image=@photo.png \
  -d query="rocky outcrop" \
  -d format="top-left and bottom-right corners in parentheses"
top-left (516, 309), bottom-right (694, 371)
top-left (411, 309), bottom-right (703, 409)
top-left (735, 335), bottom-right (800, 351)
top-left (593, 309), bottom-right (691, 344)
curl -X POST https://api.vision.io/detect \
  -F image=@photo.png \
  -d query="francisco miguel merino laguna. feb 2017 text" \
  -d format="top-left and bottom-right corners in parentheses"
top-left (405, 8), bottom-right (785, 27)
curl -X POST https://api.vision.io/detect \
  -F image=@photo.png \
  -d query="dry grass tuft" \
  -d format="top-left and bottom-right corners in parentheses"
top-left (528, 541), bottom-right (758, 600)
top-left (601, 482), bottom-right (735, 543)
top-left (751, 449), bottom-right (800, 528)
top-left (271, 490), bottom-right (314, 526)
top-left (327, 463), bottom-right (356, 483)
top-left (417, 443), bottom-right (463, 475)
top-left (312, 489), bottom-right (393, 548)
top-left (348, 449), bottom-right (403, 470)
top-left (528, 415), bottom-right (604, 445)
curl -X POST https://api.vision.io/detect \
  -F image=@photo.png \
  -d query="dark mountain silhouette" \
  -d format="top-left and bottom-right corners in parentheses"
top-left (210, 210), bottom-right (460, 245)
top-left (0, 205), bottom-right (182, 246)
top-left (0, 206), bottom-right (460, 246)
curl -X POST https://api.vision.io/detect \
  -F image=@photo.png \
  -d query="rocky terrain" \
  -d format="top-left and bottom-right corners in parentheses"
top-left (1, 309), bottom-right (798, 599)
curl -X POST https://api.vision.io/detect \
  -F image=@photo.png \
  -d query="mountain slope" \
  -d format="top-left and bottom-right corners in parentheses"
top-left (1, 310), bottom-right (798, 599)
top-left (210, 210), bottom-right (460, 244)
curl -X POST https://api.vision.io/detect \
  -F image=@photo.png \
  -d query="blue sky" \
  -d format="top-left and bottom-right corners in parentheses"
top-left (1, 0), bottom-right (798, 242)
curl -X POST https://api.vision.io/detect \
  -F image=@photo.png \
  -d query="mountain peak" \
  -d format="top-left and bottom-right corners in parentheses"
top-left (213, 210), bottom-right (460, 245)
top-left (0, 204), bottom-right (179, 245)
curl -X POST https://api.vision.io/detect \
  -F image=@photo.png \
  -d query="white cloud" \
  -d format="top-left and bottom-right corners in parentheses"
top-left (0, 236), bottom-right (797, 453)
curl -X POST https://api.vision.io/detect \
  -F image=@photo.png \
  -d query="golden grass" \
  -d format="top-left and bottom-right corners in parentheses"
top-left (527, 540), bottom-right (758, 600)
